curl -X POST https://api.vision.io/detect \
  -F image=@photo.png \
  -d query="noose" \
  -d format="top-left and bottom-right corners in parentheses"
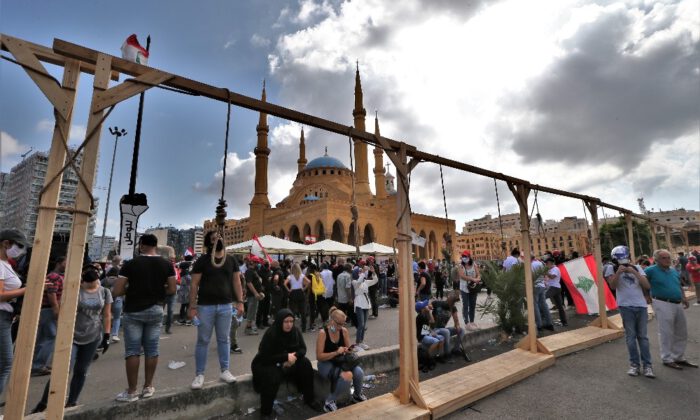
top-left (212, 89), bottom-right (232, 268)
top-left (494, 179), bottom-right (506, 256)
top-left (439, 164), bottom-right (451, 258)
top-left (348, 132), bottom-right (360, 257)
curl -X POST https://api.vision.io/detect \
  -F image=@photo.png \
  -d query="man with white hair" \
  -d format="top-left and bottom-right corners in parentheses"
top-left (644, 249), bottom-right (697, 370)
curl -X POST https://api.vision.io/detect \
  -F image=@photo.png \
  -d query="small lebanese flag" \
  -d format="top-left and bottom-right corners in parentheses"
top-left (184, 247), bottom-right (194, 257)
top-left (559, 255), bottom-right (617, 315)
top-left (251, 235), bottom-right (273, 264)
top-left (121, 34), bottom-right (149, 65)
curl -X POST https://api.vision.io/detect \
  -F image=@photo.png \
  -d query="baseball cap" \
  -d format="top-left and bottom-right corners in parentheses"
top-left (415, 299), bottom-right (430, 313)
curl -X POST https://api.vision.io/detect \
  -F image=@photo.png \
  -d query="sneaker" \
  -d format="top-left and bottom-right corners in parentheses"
top-left (244, 327), bottom-right (259, 335)
top-left (369, 315), bottom-right (377, 319)
top-left (110, 335), bottom-right (120, 343)
top-left (141, 386), bottom-right (155, 398)
top-left (184, 320), bottom-right (193, 326)
top-left (693, 302), bottom-right (700, 306)
top-left (191, 375), bottom-right (205, 390)
top-left (627, 365), bottom-right (640, 377)
top-left (352, 393), bottom-right (368, 403)
top-left (230, 345), bottom-right (242, 354)
top-left (219, 370), bottom-right (237, 383)
top-left (115, 390), bottom-right (139, 402)
top-left (643, 366), bottom-right (655, 378)
top-left (359, 343), bottom-right (370, 350)
top-left (323, 400), bottom-right (338, 412)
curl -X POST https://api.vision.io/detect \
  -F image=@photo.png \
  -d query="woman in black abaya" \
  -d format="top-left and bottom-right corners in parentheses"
top-left (251, 308), bottom-right (315, 417)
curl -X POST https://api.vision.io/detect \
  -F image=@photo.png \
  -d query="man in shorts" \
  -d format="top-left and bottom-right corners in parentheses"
top-left (113, 234), bottom-right (176, 402)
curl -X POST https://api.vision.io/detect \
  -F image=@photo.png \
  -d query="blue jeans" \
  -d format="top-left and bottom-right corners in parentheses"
top-left (37, 336), bottom-right (101, 406)
top-left (317, 360), bottom-right (364, 402)
top-left (355, 307), bottom-right (368, 343)
top-left (434, 327), bottom-right (451, 356)
top-left (379, 273), bottom-right (387, 296)
top-left (33, 307), bottom-right (57, 370)
top-left (195, 304), bottom-right (232, 375)
top-left (164, 294), bottom-right (176, 332)
top-left (111, 297), bottom-right (123, 337)
top-left (534, 287), bottom-right (553, 329)
top-left (123, 305), bottom-right (163, 358)
top-left (460, 291), bottom-right (477, 323)
top-left (0, 311), bottom-right (14, 396)
top-left (619, 306), bottom-right (651, 367)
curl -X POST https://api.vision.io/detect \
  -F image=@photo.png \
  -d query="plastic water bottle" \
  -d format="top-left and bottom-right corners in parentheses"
top-left (192, 316), bottom-right (201, 327)
top-left (231, 307), bottom-right (244, 323)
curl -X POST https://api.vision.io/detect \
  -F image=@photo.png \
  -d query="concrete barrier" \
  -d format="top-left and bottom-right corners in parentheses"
top-left (29, 326), bottom-right (501, 420)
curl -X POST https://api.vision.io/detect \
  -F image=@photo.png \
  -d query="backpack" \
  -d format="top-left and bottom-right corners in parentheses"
top-left (311, 273), bottom-right (326, 297)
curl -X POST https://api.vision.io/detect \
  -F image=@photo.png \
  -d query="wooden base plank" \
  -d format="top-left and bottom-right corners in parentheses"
top-left (538, 326), bottom-right (623, 357)
top-left (420, 349), bottom-right (555, 418)
top-left (310, 393), bottom-right (430, 420)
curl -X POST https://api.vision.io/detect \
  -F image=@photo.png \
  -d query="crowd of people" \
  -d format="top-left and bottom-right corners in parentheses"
top-left (1, 226), bottom-right (699, 418)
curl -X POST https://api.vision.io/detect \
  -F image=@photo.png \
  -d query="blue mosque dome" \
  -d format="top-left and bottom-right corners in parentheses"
top-left (305, 149), bottom-right (348, 170)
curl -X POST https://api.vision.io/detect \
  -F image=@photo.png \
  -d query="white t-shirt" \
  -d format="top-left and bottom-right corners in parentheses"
top-left (604, 264), bottom-right (647, 308)
top-left (320, 269), bottom-right (335, 299)
top-left (503, 256), bottom-right (520, 271)
top-left (545, 266), bottom-right (561, 288)
top-left (0, 260), bottom-right (22, 313)
top-left (531, 259), bottom-right (546, 288)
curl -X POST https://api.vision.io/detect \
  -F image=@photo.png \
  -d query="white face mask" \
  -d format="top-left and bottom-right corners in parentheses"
top-left (6, 244), bottom-right (26, 259)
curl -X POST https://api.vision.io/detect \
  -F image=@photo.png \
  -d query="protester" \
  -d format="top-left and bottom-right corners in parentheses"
top-left (531, 256), bottom-right (554, 332)
top-left (335, 264), bottom-right (354, 327)
top-left (284, 263), bottom-right (309, 332)
top-left (352, 264), bottom-right (378, 350)
top-left (645, 249), bottom-right (697, 370)
top-left (320, 263), bottom-right (335, 320)
top-left (307, 263), bottom-right (327, 331)
top-left (431, 291), bottom-right (465, 361)
top-left (316, 307), bottom-right (366, 412)
top-left (268, 260), bottom-right (284, 318)
top-left (244, 258), bottom-right (265, 335)
top-left (189, 231), bottom-right (244, 389)
top-left (677, 252), bottom-right (689, 287)
top-left (503, 248), bottom-right (521, 271)
top-left (367, 257), bottom-right (379, 318)
top-left (457, 251), bottom-right (481, 330)
top-left (415, 300), bottom-right (444, 362)
top-left (256, 260), bottom-right (272, 330)
top-left (251, 309), bottom-right (315, 418)
top-left (31, 267), bottom-right (112, 412)
top-left (32, 255), bottom-right (65, 376)
top-left (113, 234), bottom-right (177, 402)
top-left (544, 256), bottom-right (568, 327)
top-left (102, 255), bottom-right (123, 342)
top-left (607, 246), bottom-right (654, 378)
top-left (0, 229), bottom-right (28, 397)
top-left (175, 255), bottom-right (193, 326)
top-left (416, 261), bottom-right (432, 301)
top-left (685, 255), bottom-right (700, 305)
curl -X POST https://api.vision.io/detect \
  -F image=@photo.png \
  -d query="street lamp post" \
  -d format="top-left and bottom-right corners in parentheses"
top-left (99, 126), bottom-right (127, 260)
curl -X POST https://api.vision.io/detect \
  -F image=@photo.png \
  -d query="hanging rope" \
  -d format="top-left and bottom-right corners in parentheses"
top-left (212, 88), bottom-right (231, 268)
top-left (493, 179), bottom-right (506, 255)
top-left (438, 163), bottom-right (452, 259)
top-left (347, 132), bottom-right (360, 256)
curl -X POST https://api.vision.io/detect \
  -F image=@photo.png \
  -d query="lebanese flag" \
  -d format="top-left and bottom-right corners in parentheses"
top-left (251, 235), bottom-right (273, 264)
top-left (121, 34), bottom-right (149, 65)
top-left (184, 247), bottom-right (194, 257)
top-left (559, 255), bottom-right (617, 315)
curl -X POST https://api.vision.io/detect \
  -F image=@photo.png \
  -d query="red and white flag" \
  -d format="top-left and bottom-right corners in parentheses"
top-left (184, 247), bottom-right (194, 257)
top-left (251, 235), bottom-right (272, 264)
top-left (121, 34), bottom-right (149, 65)
top-left (559, 255), bottom-right (617, 315)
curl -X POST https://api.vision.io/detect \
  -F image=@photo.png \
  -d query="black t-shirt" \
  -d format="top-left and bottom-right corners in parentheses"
top-left (192, 254), bottom-right (240, 305)
top-left (418, 271), bottom-right (432, 296)
top-left (432, 300), bottom-right (457, 329)
top-left (245, 268), bottom-right (263, 294)
top-left (119, 255), bottom-right (175, 313)
top-left (416, 312), bottom-right (432, 340)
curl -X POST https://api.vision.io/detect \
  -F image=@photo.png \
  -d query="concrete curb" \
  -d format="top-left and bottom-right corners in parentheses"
top-left (28, 326), bottom-right (501, 420)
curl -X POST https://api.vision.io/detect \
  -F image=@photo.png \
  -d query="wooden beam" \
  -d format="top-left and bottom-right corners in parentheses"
top-left (92, 70), bottom-right (175, 112)
top-left (664, 227), bottom-right (672, 251)
top-left (625, 213), bottom-right (636, 261)
top-left (584, 200), bottom-right (608, 328)
top-left (508, 182), bottom-right (538, 353)
top-left (4, 58), bottom-right (81, 420)
top-left (45, 53), bottom-right (112, 420)
top-left (650, 222), bottom-right (659, 251)
top-left (1, 33), bottom-right (119, 81)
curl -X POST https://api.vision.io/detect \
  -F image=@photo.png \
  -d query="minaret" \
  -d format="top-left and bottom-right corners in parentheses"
top-left (249, 81), bottom-right (270, 236)
top-left (353, 62), bottom-right (372, 200)
top-left (373, 112), bottom-right (387, 199)
top-left (385, 163), bottom-right (396, 194)
top-left (297, 127), bottom-right (307, 173)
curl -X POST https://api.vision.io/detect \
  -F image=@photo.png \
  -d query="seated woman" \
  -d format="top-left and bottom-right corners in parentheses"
top-left (251, 308), bottom-right (315, 418)
top-left (32, 266), bottom-right (112, 412)
top-left (316, 307), bottom-right (367, 412)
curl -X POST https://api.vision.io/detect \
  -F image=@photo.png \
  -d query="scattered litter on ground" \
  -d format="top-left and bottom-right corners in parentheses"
top-left (168, 360), bottom-right (186, 369)
top-left (246, 407), bottom-right (256, 414)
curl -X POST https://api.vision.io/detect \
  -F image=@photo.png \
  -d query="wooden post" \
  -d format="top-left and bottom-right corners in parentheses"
top-left (650, 222), bottom-right (659, 252)
top-left (681, 230), bottom-right (689, 251)
top-left (664, 227), bottom-right (673, 251)
top-left (4, 59), bottom-right (81, 419)
top-left (508, 183), bottom-right (537, 353)
top-left (394, 143), bottom-right (422, 406)
top-left (625, 213), bottom-right (636, 262)
top-left (45, 53), bottom-right (112, 420)
top-left (585, 201), bottom-right (607, 328)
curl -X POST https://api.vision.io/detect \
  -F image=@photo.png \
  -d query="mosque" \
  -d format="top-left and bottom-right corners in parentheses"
top-left (206, 68), bottom-right (456, 260)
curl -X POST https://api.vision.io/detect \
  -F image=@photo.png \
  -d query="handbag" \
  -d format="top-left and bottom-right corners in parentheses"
top-left (334, 351), bottom-right (361, 372)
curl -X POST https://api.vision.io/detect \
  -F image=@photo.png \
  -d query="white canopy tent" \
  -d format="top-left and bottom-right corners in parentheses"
top-left (225, 235), bottom-right (308, 255)
top-left (359, 242), bottom-right (398, 256)
top-left (305, 239), bottom-right (357, 255)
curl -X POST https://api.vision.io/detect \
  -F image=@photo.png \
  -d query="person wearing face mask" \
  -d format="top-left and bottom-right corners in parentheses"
top-left (0, 229), bottom-right (28, 397)
top-left (457, 250), bottom-right (481, 331)
top-left (316, 307), bottom-right (366, 412)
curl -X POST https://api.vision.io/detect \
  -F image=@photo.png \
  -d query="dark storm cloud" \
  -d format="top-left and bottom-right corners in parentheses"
top-left (496, 4), bottom-right (699, 171)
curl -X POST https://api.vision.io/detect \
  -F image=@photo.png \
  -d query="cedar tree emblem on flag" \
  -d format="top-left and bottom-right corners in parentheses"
top-left (121, 34), bottom-right (149, 65)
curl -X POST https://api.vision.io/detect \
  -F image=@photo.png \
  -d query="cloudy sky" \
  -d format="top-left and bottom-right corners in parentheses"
top-left (1, 0), bottom-right (698, 238)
